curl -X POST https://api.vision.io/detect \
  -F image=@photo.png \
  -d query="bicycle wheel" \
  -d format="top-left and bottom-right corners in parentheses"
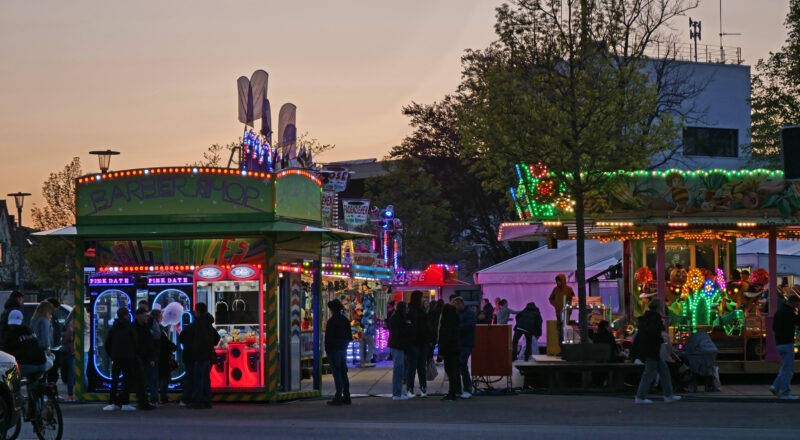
top-left (33, 394), bottom-right (62, 440)
top-left (5, 418), bottom-right (20, 440)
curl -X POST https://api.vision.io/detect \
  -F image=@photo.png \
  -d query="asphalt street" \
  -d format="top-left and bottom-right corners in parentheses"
top-left (21, 393), bottom-right (800, 440)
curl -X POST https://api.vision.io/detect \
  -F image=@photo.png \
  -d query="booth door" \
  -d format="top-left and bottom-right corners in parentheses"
top-left (278, 261), bottom-right (319, 393)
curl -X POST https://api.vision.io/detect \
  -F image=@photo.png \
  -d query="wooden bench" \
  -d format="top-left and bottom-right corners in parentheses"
top-left (516, 362), bottom-right (645, 392)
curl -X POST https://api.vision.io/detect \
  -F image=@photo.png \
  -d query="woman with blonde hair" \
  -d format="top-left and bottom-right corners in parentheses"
top-left (31, 301), bottom-right (55, 351)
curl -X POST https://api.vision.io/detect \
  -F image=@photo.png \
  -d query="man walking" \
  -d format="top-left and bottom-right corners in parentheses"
top-left (191, 303), bottom-right (220, 409)
top-left (103, 308), bottom-right (141, 411)
top-left (452, 297), bottom-right (476, 399)
top-left (325, 299), bottom-right (353, 405)
top-left (770, 287), bottom-right (800, 399)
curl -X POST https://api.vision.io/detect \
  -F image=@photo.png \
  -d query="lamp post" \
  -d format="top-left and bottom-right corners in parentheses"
top-left (7, 192), bottom-right (31, 290)
top-left (89, 149), bottom-right (120, 173)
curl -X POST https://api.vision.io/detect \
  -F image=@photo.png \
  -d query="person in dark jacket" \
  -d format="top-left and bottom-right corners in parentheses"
top-left (592, 320), bottom-right (618, 361)
top-left (0, 291), bottom-right (24, 347)
top-left (512, 302), bottom-right (543, 362)
top-left (452, 296), bottom-right (476, 398)
top-left (191, 303), bottom-right (220, 409)
top-left (634, 299), bottom-right (681, 404)
top-left (481, 299), bottom-right (495, 326)
top-left (178, 321), bottom-right (195, 406)
top-left (103, 308), bottom-right (149, 411)
top-left (770, 288), bottom-right (800, 399)
top-left (427, 299), bottom-right (443, 362)
top-left (4, 309), bottom-right (48, 417)
top-left (325, 299), bottom-right (353, 405)
top-left (438, 304), bottom-right (461, 401)
top-left (387, 301), bottom-right (412, 400)
top-left (44, 297), bottom-right (63, 384)
top-left (405, 291), bottom-right (430, 398)
top-left (133, 307), bottom-right (157, 410)
top-left (156, 317), bottom-right (177, 404)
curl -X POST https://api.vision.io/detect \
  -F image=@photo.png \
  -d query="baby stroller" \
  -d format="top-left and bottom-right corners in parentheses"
top-left (680, 332), bottom-right (720, 392)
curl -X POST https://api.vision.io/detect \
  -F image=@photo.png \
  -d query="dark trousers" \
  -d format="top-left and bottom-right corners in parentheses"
top-left (193, 360), bottom-right (212, 405)
top-left (181, 361), bottom-right (194, 404)
top-left (405, 343), bottom-right (427, 392)
top-left (109, 359), bottom-right (135, 406)
top-left (458, 346), bottom-right (473, 394)
top-left (513, 330), bottom-right (533, 361)
top-left (328, 349), bottom-right (350, 399)
top-left (135, 359), bottom-right (150, 405)
top-left (443, 353), bottom-right (460, 398)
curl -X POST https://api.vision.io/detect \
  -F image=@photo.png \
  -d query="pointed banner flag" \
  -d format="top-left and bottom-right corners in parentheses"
top-left (237, 76), bottom-right (253, 126)
top-left (278, 103), bottom-right (297, 160)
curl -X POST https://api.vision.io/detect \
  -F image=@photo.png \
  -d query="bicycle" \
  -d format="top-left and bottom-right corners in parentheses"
top-left (6, 375), bottom-right (63, 440)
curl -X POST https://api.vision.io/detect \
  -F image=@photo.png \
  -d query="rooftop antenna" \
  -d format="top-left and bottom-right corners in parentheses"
top-left (718, 0), bottom-right (741, 63)
top-left (689, 17), bottom-right (701, 62)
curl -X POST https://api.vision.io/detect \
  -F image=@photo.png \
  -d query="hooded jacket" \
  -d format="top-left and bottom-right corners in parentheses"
top-left (513, 303), bottom-right (543, 337)
top-left (105, 316), bottom-right (137, 362)
top-left (549, 274), bottom-right (575, 318)
top-left (4, 325), bottom-right (46, 366)
top-left (324, 312), bottom-right (353, 353)
top-left (408, 305), bottom-right (431, 345)
top-left (387, 312), bottom-right (412, 351)
top-left (632, 310), bottom-right (665, 361)
top-left (192, 312), bottom-right (221, 362)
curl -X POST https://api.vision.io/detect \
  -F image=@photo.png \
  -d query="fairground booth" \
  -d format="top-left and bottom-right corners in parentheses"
top-left (499, 163), bottom-right (800, 372)
top-left (46, 166), bottom-right (366, 402)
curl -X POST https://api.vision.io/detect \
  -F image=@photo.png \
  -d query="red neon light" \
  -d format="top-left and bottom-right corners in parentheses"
top-left (276, 169), bottom-right (322, 186)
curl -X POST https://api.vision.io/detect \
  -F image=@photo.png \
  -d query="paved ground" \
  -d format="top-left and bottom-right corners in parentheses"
top-left (44, 393), bottom-right (800, 440)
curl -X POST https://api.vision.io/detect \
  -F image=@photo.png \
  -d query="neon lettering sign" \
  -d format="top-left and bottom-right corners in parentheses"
top-left (147, 276), bottom-right (192, 285)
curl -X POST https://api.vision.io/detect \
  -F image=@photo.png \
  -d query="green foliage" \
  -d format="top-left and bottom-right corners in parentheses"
top-left (364, 158), bottom-right (461, 269)
top-left (190, 142), bottom-right (239, 167)
top-left (747, 0), bottom-right (800, 167)
top-left (25, 237), bottom-right (72, 299)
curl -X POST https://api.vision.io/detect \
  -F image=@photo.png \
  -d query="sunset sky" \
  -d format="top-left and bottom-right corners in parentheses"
top-left (0, 0), bottom-right (791, 222)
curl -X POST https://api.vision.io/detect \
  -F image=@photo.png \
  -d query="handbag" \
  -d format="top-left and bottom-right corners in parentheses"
top-left (425, 358), bottom-right (438, 381)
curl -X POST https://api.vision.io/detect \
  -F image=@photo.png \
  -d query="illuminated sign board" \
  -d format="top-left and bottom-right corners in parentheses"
top-left (230, 265), bottom-right (257, 280)
top-left (88, 277), bottom-right (134, 286)
top-left (147, 276), bottom-right (192, 285)
top-left (196, 266), bottom-right (224, 281)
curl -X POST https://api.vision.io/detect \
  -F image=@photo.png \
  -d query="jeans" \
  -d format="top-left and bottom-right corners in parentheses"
top-left (513, 330), bottom-right (536, 361)
top-left (46, 351), bottom-right (63, 383)
top-left (458, 346), bottom-right (473, 394)
top-left (390, 348), bottom-right (405, 397)
top-left (443, 353), bottom-right (460, 398)
top-left (193, 360), bottom-right (212, 405)
top-left (135, 359), bottom-right (151, 406)
top-left (405, 343), bottom-right (427, 393)
top-left (181, 361), bottom-right (194, 404)
top-left (360, 333), bottom-right (375, 365)
top-left (145, 359), bottom-right (159, 404)
top-left (636, 358), bottom-right (673, 399)
top-left (328, 349), bottom-right (350, 399)
top-left (772, 344), bottom-right (795, 396)
top-left (109, 359), bottom-right (135, 406)
top-left (61, 351), bottom-right (75, 397)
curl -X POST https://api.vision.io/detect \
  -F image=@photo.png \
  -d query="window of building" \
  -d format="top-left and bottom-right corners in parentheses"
top-left (682, 127), bottom-right (739, 157)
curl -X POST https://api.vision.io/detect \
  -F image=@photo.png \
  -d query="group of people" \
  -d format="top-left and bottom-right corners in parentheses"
top-left (0, 291), bottom-right (76, 402)
top-left (103, 301), bottom-right (219, 411)
top-left (385, 291), bottom-right (476, 401)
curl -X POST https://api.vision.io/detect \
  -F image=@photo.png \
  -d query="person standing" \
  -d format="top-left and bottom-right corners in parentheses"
top-left (387, 301), bottom-right (412, 400)
top-left (495, 299), bottom-right (521, 325)
top-left (157, 316), bottom-right (177, 404)
top-left (178, 320), bottom-right (196, 407)
top-left (30, 301), bottom-right (54, 353)
top-left (633, 299), bottom-right (681, 404)
top-left (452, 297), bottom-right (476, 399)
top-left (0, 291), bottom-right (24, 345)
top-left (60, 308), bottom-right (76, 401)
top-left (133, 308), bottom-right (157, 410)
top-left (427, 299), bottom-right (443, 362)
top-left (146, 309), bottom-right (162, 406)
top-left (103, 308), bottom-right (148, 411)
top-left (549, 274), bottom-right (575, 324)
top-left (44, 298), bottom-right (63, 385)
top-left (405, 291), bottom-right (430, 398)
top-left (437, 304), bottom-right (461, 401)
top-left (191, 303), bottom-right (220, 409)
top-left (481, 299), bottom-right (494, 325)
top-left (512, 302), bottom-right (543, 362)
top-left (769, 287), bottom-right (800, 399)
top-left (325, 299), bottom-right (353, 406)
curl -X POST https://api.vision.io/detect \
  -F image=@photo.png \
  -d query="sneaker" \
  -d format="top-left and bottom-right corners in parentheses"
top-left (120, 405), bottom-right (136, 411)
top-left (342, 396), bottom-right (351, 405)
top-left (664, 395), bottom-right (682, 403)
top-left (179, 401), bottom-right (190, 407)
top-left (780, 394), bottom-right (800, 400)
top-left (419, 390), bottom-right (427, 398)
top-left (769, 386), bottom-right (779, 397)
top-left (102, 404), bottom-right (119, 411)
top-left (634, 398), bottom-right (653, 404)
top-left (459, 392), bottom-right (472, 399)
top-left (392, 395), bottom-right (409, 401)
top-left (406, 391), bottom-right (415, 399)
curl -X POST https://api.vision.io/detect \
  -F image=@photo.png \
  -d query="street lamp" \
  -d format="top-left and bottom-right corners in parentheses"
top-left (89, 149), bottom-right (120, 173)
top-left (6, 192), bottom-right (30, 290)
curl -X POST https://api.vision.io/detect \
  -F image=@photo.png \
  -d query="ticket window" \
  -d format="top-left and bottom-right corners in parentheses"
top-left (194, 265), bottom-right (264, 390)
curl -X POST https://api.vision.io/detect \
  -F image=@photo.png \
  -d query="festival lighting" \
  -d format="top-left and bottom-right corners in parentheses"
top-left (668, 222), bottom-right (689, 228)
top-left (737, 222), bottom-right (757, 227)
top-left (77, 167), bottom-right (272, 184)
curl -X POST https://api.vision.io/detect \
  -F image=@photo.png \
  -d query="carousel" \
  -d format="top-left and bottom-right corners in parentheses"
top-left (499, 164), bottom-right (800, 372)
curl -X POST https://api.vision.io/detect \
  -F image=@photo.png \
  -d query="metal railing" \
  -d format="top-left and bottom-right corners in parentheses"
top-left (645, 41), bottom-right (743, 65)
